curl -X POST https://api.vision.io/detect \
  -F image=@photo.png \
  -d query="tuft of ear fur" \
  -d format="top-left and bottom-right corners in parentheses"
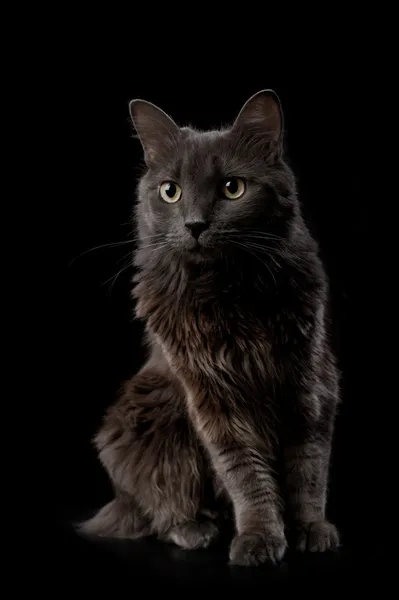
top-left (232, 89), bottom-right (284, 150)
top-left (129, 99), bottom-right (181, 167)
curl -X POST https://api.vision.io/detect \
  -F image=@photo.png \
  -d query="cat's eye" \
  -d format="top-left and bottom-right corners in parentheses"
top-left (221, 177), bottom-right (246, 200)
top-left (159, 181), bottom-right (182, 204)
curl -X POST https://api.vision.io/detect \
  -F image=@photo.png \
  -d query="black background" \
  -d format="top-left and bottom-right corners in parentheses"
top-left (54, 40), bottom-right (388, 589)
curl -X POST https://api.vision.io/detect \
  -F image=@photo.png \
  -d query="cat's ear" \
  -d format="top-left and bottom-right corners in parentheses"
top-left (129, 99), bottom-right (180, 167)
top-left (232, 89), bottom-right (283, 145)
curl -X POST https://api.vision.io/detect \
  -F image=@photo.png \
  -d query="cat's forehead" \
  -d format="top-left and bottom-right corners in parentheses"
top-left (175, 127), bottom-right (233, 176)
top-left (181, 127), bottom-right (228, 157)
top-left (151, 126), bottom-right (264, 182)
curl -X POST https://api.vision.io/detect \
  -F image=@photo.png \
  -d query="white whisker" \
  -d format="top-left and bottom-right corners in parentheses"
top-left (102, 259), bottom-right (133, 295)
top-left (68, 233), bottom-right (165, 266)
top-left (229, 240), bottom-right (277, 287)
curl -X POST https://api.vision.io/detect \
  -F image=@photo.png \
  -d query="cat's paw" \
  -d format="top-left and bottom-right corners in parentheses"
top-left (166, 519), bottom-right (219, 550)
top-left (229, 531), bottom-right (288, 566)
top-left (295, 520), bottom-right (339, 553)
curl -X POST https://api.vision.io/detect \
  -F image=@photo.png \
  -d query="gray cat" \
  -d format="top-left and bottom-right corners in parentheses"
top-left (81, 90), bottom-right (340, 566)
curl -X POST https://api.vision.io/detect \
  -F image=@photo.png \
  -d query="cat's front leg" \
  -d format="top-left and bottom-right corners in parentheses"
top-left (283, 389), bottom-right (340, 553)
top-left (189, 400), bottom-right (287, 566)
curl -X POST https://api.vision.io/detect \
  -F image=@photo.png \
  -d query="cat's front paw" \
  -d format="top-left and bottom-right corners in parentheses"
top-left (295, 520), bottom-right (339, 553)
top-left (229, 531), bottom-right (288, 566)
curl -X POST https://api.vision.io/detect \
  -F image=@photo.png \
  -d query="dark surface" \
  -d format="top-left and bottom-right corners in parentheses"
top-left (53, 38), bottom-right (389, 588)
top-left (55, 519), bottom-right (384, 589)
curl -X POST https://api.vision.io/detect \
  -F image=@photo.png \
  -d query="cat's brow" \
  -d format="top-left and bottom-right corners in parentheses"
top-left (159, 161), bottom-right (181, 182)
top-left (211, 155), bottom-right (222, 168)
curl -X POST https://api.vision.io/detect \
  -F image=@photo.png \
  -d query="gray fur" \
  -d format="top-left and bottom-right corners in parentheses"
top-left (80, 90), bottom-right (340, 566)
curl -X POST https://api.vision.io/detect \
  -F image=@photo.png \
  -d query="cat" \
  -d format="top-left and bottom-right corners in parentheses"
top-left (80, 89), bottom-right (340, 567)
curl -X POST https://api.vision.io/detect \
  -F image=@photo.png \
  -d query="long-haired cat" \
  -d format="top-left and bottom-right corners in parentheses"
top-left (81, 90), bottom-right (340, 566)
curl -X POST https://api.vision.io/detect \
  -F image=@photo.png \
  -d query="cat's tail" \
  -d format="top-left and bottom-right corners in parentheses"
top-left (77, 496), bottom-right (152, 539)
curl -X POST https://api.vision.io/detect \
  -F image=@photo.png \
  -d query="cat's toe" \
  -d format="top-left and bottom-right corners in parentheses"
top-left (165, 519), bottom-right (219, 550)
top-left (229, 531), bottom-right (287, 566)
top-left (296, 520), bottom-right (339, 553)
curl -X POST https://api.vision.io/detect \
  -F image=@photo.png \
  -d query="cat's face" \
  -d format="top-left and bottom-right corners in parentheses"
top-left (131, 90), bottom-right (297, 263)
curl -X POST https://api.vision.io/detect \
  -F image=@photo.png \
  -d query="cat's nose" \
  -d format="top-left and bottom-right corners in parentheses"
top-left (185, 220), bottom-right (210, 240)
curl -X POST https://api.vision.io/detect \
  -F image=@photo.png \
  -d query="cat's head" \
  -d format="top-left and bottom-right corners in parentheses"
top-left (130, 90), bottom-right (298, 264)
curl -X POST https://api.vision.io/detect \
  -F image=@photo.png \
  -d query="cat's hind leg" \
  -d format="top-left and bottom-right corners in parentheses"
top-left (79, 366), bottom-right (219, 549)
top-left (79, 494), bottom-right (151, 539)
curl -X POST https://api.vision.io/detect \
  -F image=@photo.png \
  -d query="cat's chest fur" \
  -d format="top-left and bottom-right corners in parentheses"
top-left (133, 259), bottom-right (309, 390)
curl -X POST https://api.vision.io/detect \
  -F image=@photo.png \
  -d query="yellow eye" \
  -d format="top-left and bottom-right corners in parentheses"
top-left (159, 181), bottom-right (182, 203)
top-left (222, 177), bottom-right (246, 200)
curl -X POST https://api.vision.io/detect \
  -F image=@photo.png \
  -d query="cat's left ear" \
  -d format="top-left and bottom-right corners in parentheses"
top-left (232, 89), bottom-right (283, 146)
top-left (129, 99), bottom-right (180, 167)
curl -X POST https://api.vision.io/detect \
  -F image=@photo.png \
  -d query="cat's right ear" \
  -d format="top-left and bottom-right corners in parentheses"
top-left (129, 99), bottom-right (180, 167)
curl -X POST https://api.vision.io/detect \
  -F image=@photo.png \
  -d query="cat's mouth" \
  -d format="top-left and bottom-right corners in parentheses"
top-left (189, 241), bottom-right (207, 253)
top-left (185, 238), bottom-right (216, 261)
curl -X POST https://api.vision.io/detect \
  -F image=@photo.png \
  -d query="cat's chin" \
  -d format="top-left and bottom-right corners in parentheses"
top-left (185, 251), bottom-right (215, 264)
top-left (185, 245), bottom-right (217, 264)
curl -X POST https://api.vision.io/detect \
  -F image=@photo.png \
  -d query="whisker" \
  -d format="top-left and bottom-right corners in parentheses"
top-left (242, 239), bottom-right (309, 271)
top-left (68, 240), bottom-right (135, 267)
top-left (225, 228), bottom-right (285, 241)
top-left (226, 236), bottom-right (281, 255)
top-left (229, 240), bottom-right (277, 287)
top-left (245, 232), bottom-right (284, 239)
top-left (241, 234), bottom-right (284, 243)
top-left (116, 250), bottom-right (135, 266)
top-left (68, 233), bottom-right (165, 267)
top-left (137, 241), bottom-right (170, 251)
top-left (242, 242), bottom-right (283, 270)
top-left (239, 241), bottom-right (278, 252)
top-left (101, 259), bottom-right (133, 295)
top-left (229, 238), bottom-right (276, 249)
top-left (134, 233), bottom-right (166, 240)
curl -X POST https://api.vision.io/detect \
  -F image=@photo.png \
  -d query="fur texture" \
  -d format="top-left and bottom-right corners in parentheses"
top-left (80, 90), bottom-right (340, 566)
